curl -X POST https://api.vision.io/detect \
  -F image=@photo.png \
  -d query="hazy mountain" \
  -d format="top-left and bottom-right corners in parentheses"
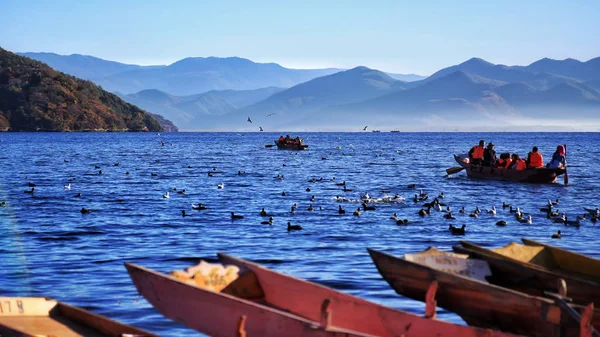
top-left (0, 48), bottom-right (173, 132)
top-left (386, 72), bottom-right (426, 82)
top-left (519, 57), bottom-right (600, 81)
top-left (119, 87), bottom-right (285, 130)
top-left (233, 67), bottom-right (406, 119)
top-left (18, 52), bottom-right (162, 81)
top-left (97, 57), bottom-right (341, 95)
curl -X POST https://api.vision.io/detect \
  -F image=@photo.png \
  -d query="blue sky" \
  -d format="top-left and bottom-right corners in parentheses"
top-left (1, 0), bottom-right (599, 75)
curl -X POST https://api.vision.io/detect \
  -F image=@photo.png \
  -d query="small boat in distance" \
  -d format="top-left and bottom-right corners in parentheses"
top-left (126, 254), bottom-right (520, 337)
top-left (372, 130), bottom-right (381, 133)
top-left (390, 130), bottom-right (400, 133)
top-left (275, 136), bottom-right (308, 150)
top-left (0, 296), bottom-right (157, 336)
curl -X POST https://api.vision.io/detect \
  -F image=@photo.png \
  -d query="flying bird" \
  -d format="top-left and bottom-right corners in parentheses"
top-left (363, 126), bottom-right (368, 131)
top-left (259, 126), bottom-right (264, 132)
top-left (247, 117), bottom-right (252, 123)
top-left (266, 113), bottom-right (275, 117)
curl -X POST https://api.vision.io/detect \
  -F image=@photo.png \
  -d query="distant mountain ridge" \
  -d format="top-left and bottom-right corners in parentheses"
top-left (0, 48), bottom-right (176, 132)
top-left (117, 87), bottom-right (285, 129)
top-left (15, 50), bottom-right (600, 131)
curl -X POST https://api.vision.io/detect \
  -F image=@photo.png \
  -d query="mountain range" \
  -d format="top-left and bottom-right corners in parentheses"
top-left (0, 48), bottom-right (176, 132)
top-left (17, 51), bottom-right (600, 131)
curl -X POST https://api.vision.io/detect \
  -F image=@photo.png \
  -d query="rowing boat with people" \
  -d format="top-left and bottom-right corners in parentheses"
top-left (126, 254), bottom-right (520, 337)
top-left (451, 154), bottom-right (565, 183)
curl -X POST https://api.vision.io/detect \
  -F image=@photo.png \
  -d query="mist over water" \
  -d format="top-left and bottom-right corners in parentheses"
top-left (1, 132), bottom-right (599, 336)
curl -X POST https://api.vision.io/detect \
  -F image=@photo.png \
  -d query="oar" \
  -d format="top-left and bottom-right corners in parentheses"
top-left (564, 144), bottom-right (568, 185)
top-left (446, 167), bottom-right (465, 175)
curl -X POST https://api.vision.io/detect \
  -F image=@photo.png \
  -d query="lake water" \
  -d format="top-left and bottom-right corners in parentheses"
top-left (1, 132), bottom-right (599, 336)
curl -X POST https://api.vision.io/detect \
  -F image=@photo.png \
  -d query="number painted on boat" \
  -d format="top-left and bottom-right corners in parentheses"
top-left (0, 299), bottom-right (24, 314)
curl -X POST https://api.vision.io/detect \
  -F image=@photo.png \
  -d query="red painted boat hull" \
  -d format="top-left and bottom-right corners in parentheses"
top-left (126, 254), bottom-right (521, 337)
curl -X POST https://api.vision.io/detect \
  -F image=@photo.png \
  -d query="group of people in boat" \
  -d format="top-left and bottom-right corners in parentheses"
top-left (278, 135), bottom-right (304, 145)
top-left (468, 140), bottom-right (566, 170)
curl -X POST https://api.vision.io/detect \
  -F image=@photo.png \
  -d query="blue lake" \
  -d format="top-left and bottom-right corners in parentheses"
top-left (1, 132), bottom-right (599, 336)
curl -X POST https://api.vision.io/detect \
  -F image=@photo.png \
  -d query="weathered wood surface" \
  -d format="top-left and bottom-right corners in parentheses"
top-left (0, 297), bottom-right (156, 337)
top-left (455, 241), bottom-right (600, 306)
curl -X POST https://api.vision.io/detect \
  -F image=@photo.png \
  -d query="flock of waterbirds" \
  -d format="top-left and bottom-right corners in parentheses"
top-left (5, 137), bottom-right (599, 239)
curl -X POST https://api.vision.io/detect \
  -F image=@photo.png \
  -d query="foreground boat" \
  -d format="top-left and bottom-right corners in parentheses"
top-left (126, 254), bottom-right (520, 337)
top-left (453, 155), bottom-right (565, 183)
top-left (454, 240), bottom-right (600, 306)
top-left (0, 296), bottom-right (156, 337)
top-left (275, 139), bottom-right (308, 150)
top-left (368, 248), bottom-right (599, 337)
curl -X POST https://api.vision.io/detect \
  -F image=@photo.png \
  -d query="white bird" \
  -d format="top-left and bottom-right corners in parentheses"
top-left (487, 206), bottom-right (496, 215)
top-left (247, 117), bottom-right (252, 123)
top-left (64, 184), bottom-right (71, 190)
top-left (163, 192), bottom-right (170, 199)
top-left (217, 183), bottom-right (224, 189)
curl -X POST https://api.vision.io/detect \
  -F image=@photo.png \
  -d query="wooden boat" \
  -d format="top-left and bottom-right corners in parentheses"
top-left (454, 155), bottom-right (565, 183)
top-left (521, 239), bottom-right (600, 282)
top-left (0, 296), bottom-right (156, 337)
top-left (125, 254), bottom-right (521, 337)
top-left (368, 248), bottom-right (599, 337)
top-left (454, 240), bottom-right (600, 306)
top-left (275, 140), bottom-right (308, 150)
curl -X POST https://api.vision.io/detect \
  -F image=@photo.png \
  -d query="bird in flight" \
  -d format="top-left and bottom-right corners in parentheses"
top-left (266, 113), bottom-right (275, 117)
top-left (259, 126), bottom-right (264, 132)
top-left (363, 126), bottom-right (368, 131)
top-left (247, 117), bottom-right (253, 123)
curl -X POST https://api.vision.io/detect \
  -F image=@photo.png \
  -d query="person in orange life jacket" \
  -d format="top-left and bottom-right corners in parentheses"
top-left (496, 153), bottom-right (512, 168)
top-left (483, 142), bottom-right (497, 167)
top-left (527, 146), bottom-right (544, 168)
top-left (279, 135), bottom-right (285, 143)
top-left (469, 140), bottom-right (485, 166)
top-left (509, 154), bottom-right (527, 170)
top-left (547, 145), bottom-right (566, 168)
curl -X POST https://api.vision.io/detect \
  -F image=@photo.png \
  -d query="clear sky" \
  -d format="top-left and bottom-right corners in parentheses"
top-left (1, 0), bottom-right (599, 75)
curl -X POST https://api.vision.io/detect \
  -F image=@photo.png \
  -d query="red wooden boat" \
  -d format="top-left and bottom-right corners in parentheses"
top-left (125, 254), bottom-right (521, 337)
top-left (453, 155), bottom-right (565, 183)
top-left (368, 248), bottom-right (599, 337)
top-left (0, 296), bottom-right (157, 337)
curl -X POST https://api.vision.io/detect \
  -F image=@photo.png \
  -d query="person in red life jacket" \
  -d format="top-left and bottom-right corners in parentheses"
top-left (509, 154), bottom-right (527, 170)
top-left (496, 153), bottom-right (512, 168)
top-left (483, 142), bottom-right (497, 167)
top-left (279, 135), bottom-right (285, 143)
top-left (469, 140), bottom-right (485, 166)
top-left (527, 146), bottom-right (544, 168)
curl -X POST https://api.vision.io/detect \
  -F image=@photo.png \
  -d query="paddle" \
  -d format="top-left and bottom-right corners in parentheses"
top-left (564, 144), bottom-right (568, 185)
top-left (446, 167), bottom-right (465, 175)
